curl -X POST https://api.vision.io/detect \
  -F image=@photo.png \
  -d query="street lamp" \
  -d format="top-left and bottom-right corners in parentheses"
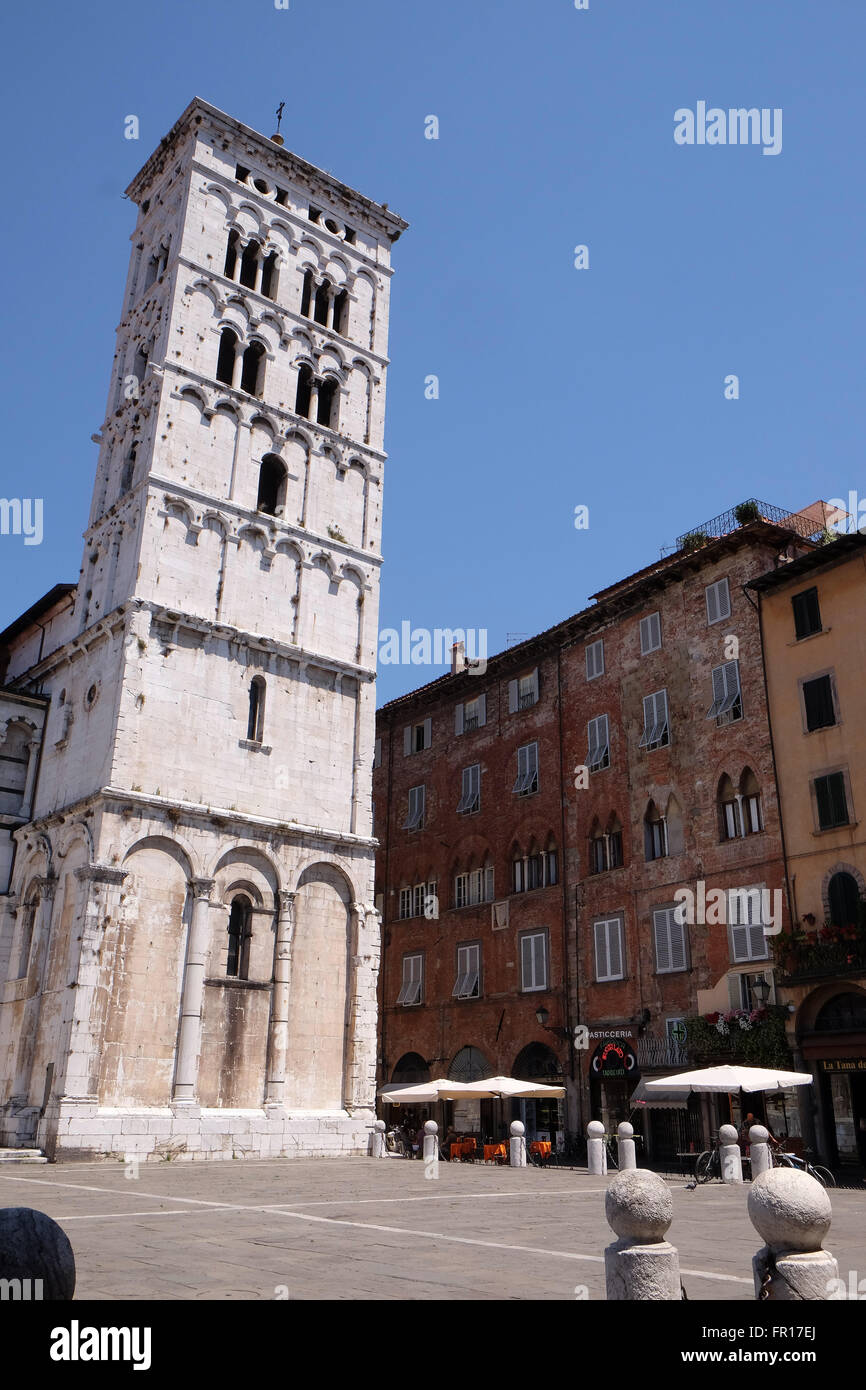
top-left (535, 1006), bottom-right (549, 1027)
top-left (753, 976), bottom-right (771, 1005)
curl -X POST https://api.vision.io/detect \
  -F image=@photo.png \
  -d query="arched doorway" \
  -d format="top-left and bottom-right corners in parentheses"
top-left (512, 1043), bottom-right (564, 1144)
top-left (390, 1052), bottom-right (430, 1084)
top-left (799, 987), bottom-right (866, 1165)
top-left (448, 1047), bottom-right (492, 1142)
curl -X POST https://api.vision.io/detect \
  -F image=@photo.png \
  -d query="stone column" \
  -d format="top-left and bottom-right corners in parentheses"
top-left (11, 875), bottom-right (58, 1101)
top-left (720, 1123), bottom-right (743, 1183)
top-left (308, 380), bottom-right (319, 424)
top-left (749, 1124), bottom-right (772, 1179)
top-left (587, 1119), bottom-right (607, 1175)
top-left (19, 736), bottom-right (42, 821)
top-left (59, 864), bottom-right (128, 1102)
top-left (617, 1121), bottom-right (637, 1170)
top-left (343, 904), bottom-right (380, 1114)
top-left (604, 1169), bottom-right (681, 1300)
top-left (748, 1168), bottom-right (841, 1300)
top-left (0, 892), bottom-right (17, 987)
top-left (172, 878), bottom-right (215, 1103)
top-left (265, 890), bottom-right (295, 1105)
top-left (509, 1119), bottom-right (526, 1167)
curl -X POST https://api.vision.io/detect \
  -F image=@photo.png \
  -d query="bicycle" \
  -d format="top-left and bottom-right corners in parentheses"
top-left (773, 1150), bottom-right (835, 1187)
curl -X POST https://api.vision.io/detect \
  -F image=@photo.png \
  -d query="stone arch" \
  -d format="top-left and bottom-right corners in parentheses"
top-left (513, 1041), bottom-right (563, 1081)
top-left (822, 862), bottom-right (866, 921)
top-left (284, 861), bottom-right (353, 1109)
top-left (448, 1046), bottom-right (491, 1082)
top-left (121, 832), bottom-right (196, 880)
top-left (796, 982), bottom-right (866, 1036)
top-left (391, 1052), bottom-right (430, 1084)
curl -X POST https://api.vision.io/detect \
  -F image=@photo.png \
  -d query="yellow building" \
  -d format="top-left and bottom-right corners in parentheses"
top-left (749, 532), bottom-right (866, 1168)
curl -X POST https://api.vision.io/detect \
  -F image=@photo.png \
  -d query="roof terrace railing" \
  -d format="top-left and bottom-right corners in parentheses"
top-left (676, 500), bottom-right (828, 552)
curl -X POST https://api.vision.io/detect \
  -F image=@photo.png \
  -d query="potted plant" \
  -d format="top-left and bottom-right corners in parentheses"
top-left (680, 530), bottom-right (709, 553)
top-left (735, 500), bottom-right (760, 525)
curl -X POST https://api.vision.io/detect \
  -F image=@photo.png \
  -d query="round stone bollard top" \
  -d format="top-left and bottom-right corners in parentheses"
top-left (749, 1125), bottom-right (769, 1145)
top-left (0, 1208), bottom-right (76, 1300)
top-left (748, 1168), bottom-right (832, 1253)
top-left (587, 1120), bottom-right (605, 1138)
top-left (605, 1169), bottom-right (673, 1243)
top-left (424, 1119), bottom-right (438, 1135)
top-left (719, 1124), bottom-right (739, 1144)
top-left (617, 1122), bottom-right (634, 1139)
top-left (510, 1120), bottom-right (525, 1137)
top-left (374, 1119), bottom-right (386, 1133)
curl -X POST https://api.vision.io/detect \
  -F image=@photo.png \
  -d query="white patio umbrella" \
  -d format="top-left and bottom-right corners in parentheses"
top-left (644, 1065), bottom-right (812, 1094)
top-left (461, 1075), bottom-right (566, 1099)
top-left (377, 1078), bottom-right (487, 1103)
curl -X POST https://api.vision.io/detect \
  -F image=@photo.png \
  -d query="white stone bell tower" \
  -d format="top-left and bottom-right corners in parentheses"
top-left (0, 99), bottom-right (406, 1160)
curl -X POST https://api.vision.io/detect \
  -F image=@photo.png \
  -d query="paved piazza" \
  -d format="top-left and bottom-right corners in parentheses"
top-left (1, 1158), bottom-right (864, 1300)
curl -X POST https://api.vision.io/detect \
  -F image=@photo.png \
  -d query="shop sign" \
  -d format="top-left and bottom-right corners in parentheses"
top-left (819, 1058), bottom-right (866, 1073)
top-left (590, 1039), bottom-right (639, 1079)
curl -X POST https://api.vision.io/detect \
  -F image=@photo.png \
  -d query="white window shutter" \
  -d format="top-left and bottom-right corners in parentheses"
top-left (455, 702), bottom-right (465, 735)
top-left (533, 934), bottom-right (546, 988)
top-left (670, 914), bottom-right (686, 971)
top-left (478, 693), bottom-right (487, 726)
top-left (654, 911), bottom-right (671, 972)
top-left (706, 584), bottom-right (719, 625)
top-left (530, 667), bottom-right (539, 701)
top-left (729, 912), bottom-right (749, 963)
top-left (508, 680), bottom-right (518, 713)
top-left (748, 918), bottom-right (768, 960)
top-left (608, 920), bottom-right (623, 978)
top-left (403, 725), bottom-right (412, 756)
top-left (484, 865), bottom-right (494, 900)
top-left (423, 716), bottom-right (432, 749)
top-left (594, 920), bottom-right (609, 980)
top-left (520, 933), bottom-right (532, 987)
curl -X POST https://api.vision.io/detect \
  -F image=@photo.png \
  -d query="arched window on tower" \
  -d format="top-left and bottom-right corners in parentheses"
top-left (333, 288), bottom-right (349, 336)
top-left (240, 341), bottom-right (266, 396)
top-left (317, 376), bottom-right (339, 429)
top-left (226, 895), bottom-right (252, 979)
top-left (224, 229), bottom-right (240, 279)
top-left (718, 774), bottom-right (740, 840)
top-left (256, 454), bottom-right (287, 516)
top-left (260, 251), bottom-right (279, 300)
top-left (247, 675), bottom-right (266, 743)
top-left (314, 278), bottom-right (331, 326)
top-left (644, 799), bottom-right (668, 861)
top-left (239, 240), bottom-right (261, 290)
top-left (119, 444), bottom-right (137, 496)
top-left (295, 364), bottom-right (313, 418)
top-left (828, 871), bottom-right (861, 927)
top-left (216, 327), bottom-right (238, 386)
top-left (301, 269), bottom-right (314, 317)
top-left (740, 768), bottom-right (763, 835)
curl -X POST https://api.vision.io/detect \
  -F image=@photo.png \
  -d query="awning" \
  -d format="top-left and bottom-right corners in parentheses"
top-left (630, 1078), bottom-right (689, 1110)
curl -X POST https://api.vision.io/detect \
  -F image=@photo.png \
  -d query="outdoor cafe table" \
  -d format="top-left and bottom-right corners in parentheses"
top-left (529, 1140), bottom-right (552, 1159)
top-left (483, 1143), bottom-right (507, 1163)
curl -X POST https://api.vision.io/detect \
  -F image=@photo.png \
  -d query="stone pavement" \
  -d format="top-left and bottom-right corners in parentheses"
top-left (0, 1157), bottom-right (863, 1300)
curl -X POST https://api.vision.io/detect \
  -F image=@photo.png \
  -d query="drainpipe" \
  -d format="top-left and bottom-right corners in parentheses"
top-left (556, 648), bottom-right (576, 1130)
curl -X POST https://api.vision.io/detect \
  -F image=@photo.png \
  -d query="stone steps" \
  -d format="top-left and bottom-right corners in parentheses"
top-left (0, 1148), bottom-right (48, 1164)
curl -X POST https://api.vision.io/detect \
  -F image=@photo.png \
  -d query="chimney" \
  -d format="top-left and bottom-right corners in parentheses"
top-left (451, 641), bottom-right (466, 675)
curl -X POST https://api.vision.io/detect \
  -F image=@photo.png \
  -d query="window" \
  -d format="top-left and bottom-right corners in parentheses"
top-left (728, 888), bottom-right (769, 963)
top-left (814, 771), bottom-right (849, 830)
top-left (317, 376), bottom-right (339, 429)
top-left (706, 578), bottom-right (731, 625)
top-left (457, 764), bottom-right (481, 815)
top-left (404, 719), bottom-right (432, 755)
top-left (586, 640), bottom-right (604, 680)
top-left (828, 871), bottom-right (861, 926)
top-left (239, 240), bottom-right (260, 290)
top-left (594, 917), bottom-right (624, 982)
top-left (396, 953), bottom-right (423, 1006)
top-left (644, 801), bottom-right (668, 861)
top-left (587, 714), bottom-right (610, 772)
top-left (653, 906), bottom-right (688, 974)
top-left (456, 693), bottom-right (486, 734)
top-left (224, 229), bottom-right (240, 279)
top-left (256, 454), bottom-right (287, 516)
top-left (247, 676), bottom-right (265, 742)
top-left (260, 251), bottom-right (279, 300)
top-left (719, 774), bottom-right (740, 840)
top-left (639, 689), bottom-right (669, 750)
top-left (512, 848), bottom-right (556, 892)
top-left (509, 669), bottom-right (539, 712)
top-left (513, 742), bottom-right (539, 795)
top-left (707, 660), bottom-right (742, 725)
top-left (240, 341), bottom-right (265, 396)
top-left (740, 972), bottom-right (770, 1011)
top-left (640, 612), bottom-right (662, 654)
top-left (226, 895), bottom-right (252, 978)
top-left (403, 784), bottom-right (426, 831)
top-left (295, 363), bottom-right (314, 417)
top-left (301, 269), bottom-right (314, 317)
top-left (455, 867), bottom-right (494, 908)
top-left (803, 674), bottom-right (836, 732)
top-left (399, 880), bottom-right (438, 920)
top-left (520, 931), bottom-right (548, 991)
top-left (314, 279), bottom-right (331, 326)
top-left (792, 586), bottom-right (822, 640)
top-left (590, 820), bottom-right (623, 873)
top-left (333, 288), bottom-right (349, 335)
top-left (453, 943), bottom-right (481, 999)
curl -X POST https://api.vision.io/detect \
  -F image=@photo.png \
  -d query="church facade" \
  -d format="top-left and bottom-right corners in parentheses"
top-left (0, 98), bottom-right (406, 1160)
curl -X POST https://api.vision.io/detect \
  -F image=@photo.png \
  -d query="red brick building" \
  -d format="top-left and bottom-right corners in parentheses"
top-left (374, 505), bottom-right (825, 1156)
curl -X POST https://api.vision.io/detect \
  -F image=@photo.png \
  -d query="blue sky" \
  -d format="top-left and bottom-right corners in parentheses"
top-left (1, 1), bottom-right (863, 704)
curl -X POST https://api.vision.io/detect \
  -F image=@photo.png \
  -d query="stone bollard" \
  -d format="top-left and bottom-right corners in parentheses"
top-left (371, 1119), bottom-right (387, 1158)
top-left (719, 1124), bottom-right (743, 1184)
top-left (617, 1121), bottom-right (637, 1171)
top-left (0, 1208), bottom-right (76, 1300)
top-left (587, 1120), bottom-right (607, 1176)
top-left (604, 1170), bottom-right (681, 1300)
top-left (749, 1124), bottom-right (772, 1179)
top-left (422, 1119), bottom-right (439, 1164)
top-left (748, 1167), bottom-right (841, 1300)
top-left (509, 1120), bottom-right (526, 1167)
